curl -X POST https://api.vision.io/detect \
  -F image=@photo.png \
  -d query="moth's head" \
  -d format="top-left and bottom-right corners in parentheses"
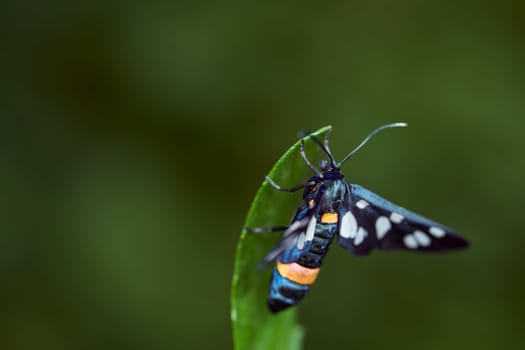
top-left (320, 159), bottom-right (339, 172)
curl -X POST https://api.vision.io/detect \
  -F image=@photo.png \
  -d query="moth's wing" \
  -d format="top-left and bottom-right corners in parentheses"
top-left (259, 219), bottom-right (302, 264)
top-left (338, 183), bottom-right (468, 255)
top-left (261, 188), bottom-right (324, 265)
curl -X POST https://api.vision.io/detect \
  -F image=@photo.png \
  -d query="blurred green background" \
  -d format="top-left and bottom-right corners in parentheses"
top-left (1, 1), bottom-right (524, 349)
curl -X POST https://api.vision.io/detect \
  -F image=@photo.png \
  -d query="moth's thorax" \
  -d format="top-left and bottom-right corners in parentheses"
top-left (319, 178), bottom-right (347, 211)
top-left (303, 169), bottom-right (344, 198)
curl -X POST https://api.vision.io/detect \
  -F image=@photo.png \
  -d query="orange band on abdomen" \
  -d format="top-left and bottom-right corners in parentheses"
top-left (277, 261), bottom-right (321, 285)
top-left (320, 212), bottom-right (338, 223)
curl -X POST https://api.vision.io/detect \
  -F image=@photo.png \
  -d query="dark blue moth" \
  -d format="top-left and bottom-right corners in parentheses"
top-left (249, 123), bottom-right (469, 313)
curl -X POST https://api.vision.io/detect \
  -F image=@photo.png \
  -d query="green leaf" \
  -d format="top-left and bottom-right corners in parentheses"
top-left (231, 126), bottom-right (332, 350)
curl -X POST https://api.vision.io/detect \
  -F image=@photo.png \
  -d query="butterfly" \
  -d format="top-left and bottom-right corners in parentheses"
top-left (248, 123), bottom-right (469, 313)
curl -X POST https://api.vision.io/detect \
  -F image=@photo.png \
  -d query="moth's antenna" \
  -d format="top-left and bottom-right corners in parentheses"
top-left (298, 131), bottom-right (336, 167)
top-left (337, 122), bottom-right (408, 167)
top-left (323, 128), bottom-right (332, 154)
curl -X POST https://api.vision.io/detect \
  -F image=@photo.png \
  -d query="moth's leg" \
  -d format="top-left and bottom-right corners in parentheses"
top-left (265, 176), bottom-right (314, 193)
top-left (323, 128), bottom-right (332, 154)
top-left (245, 225), bottom-right (288, 233)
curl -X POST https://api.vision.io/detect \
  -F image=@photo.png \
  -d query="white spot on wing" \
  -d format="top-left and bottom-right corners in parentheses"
top-left (297, 233), bottom-right (306, 250)
top-left (356, 200), bottom-right (369, 209)
top-left (340, 211), bottom-right (358, 239)
top-left (403, 234), bottom-right (418, 249)
top-left (429, 226), bottom-right (445, 238)
top-left (413, 230), bottom-right (431, 246)
top-left (390, 212), bottom-right (405, 223)
top-left (305, 217), bottom-right (317, 241)
top-left (283, 217), bottom-right (308, 236)
top-left (354, 227), bottom-right (368, 245)
top-left (375, 216), bottom-right (391, 239)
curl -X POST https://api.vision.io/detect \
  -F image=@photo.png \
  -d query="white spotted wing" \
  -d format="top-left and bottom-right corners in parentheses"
top-left (260, 187), bottom-right (323, 265)
top-left (338, 183), bottom-right (468, 255)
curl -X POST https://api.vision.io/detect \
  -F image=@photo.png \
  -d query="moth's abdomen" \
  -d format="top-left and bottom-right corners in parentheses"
top-left (267, 214), bottom-right (339, 313)
top-left (267, 262), bottom-right (319, 313)
top-left (296, 214), bottom-right (339, 268)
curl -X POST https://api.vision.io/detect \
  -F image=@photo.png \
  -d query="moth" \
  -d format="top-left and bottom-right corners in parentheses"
top-left (248, 123), bottom-right (469, 313)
